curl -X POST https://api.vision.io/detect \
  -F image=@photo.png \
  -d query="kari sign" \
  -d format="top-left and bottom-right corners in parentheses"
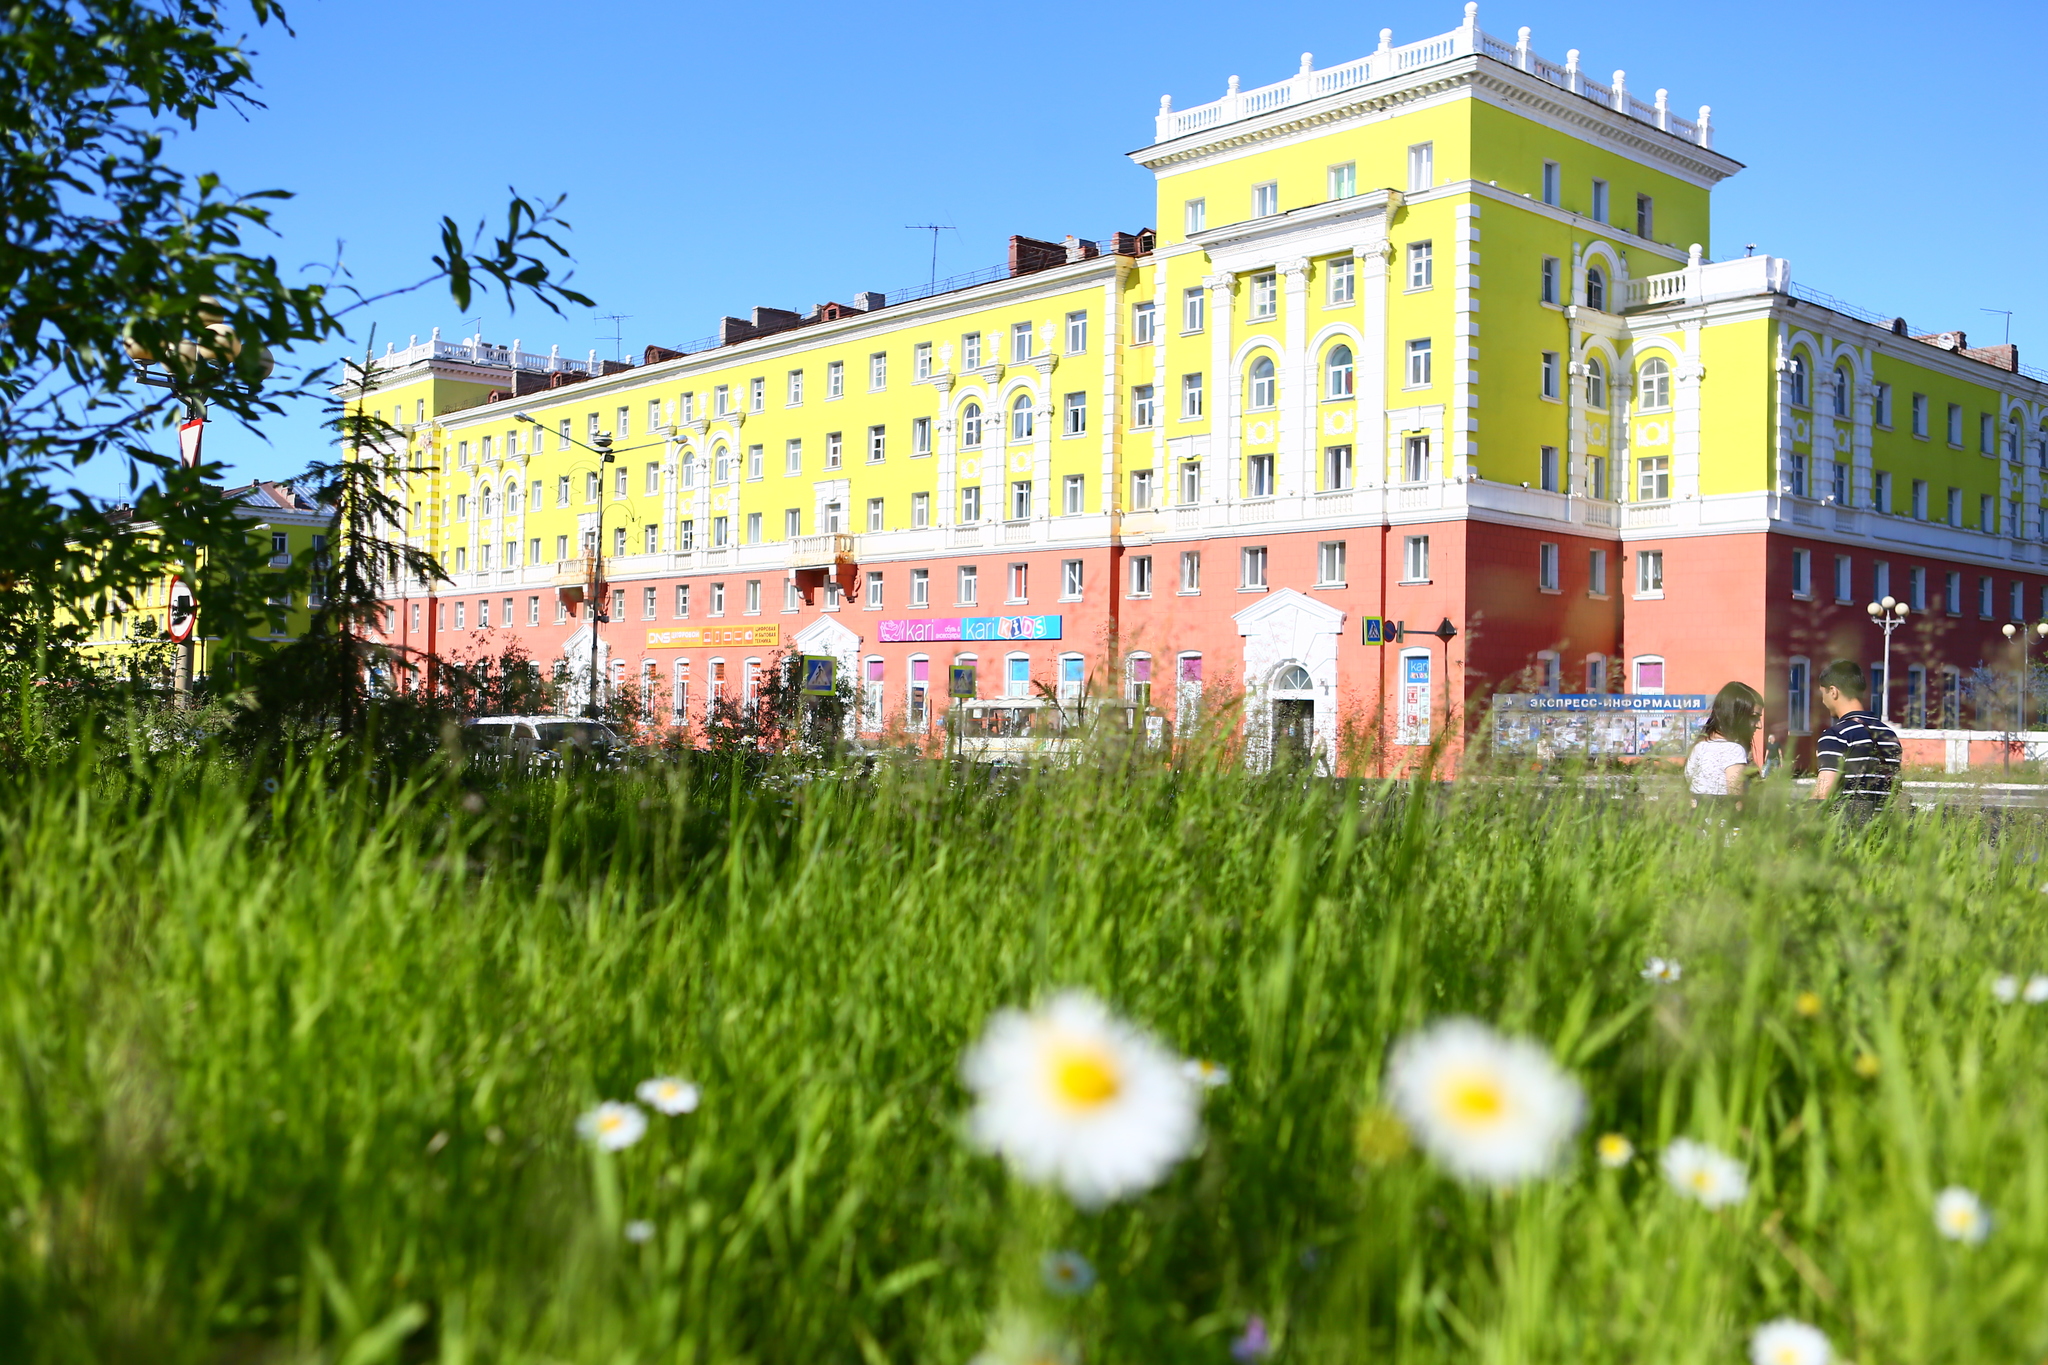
top-left (645, 625), bottom-right (782, 648)
top-left (876, 615), bottom-right (1062, 644)
top-left (1397, 651), bottom-right (1432, 746)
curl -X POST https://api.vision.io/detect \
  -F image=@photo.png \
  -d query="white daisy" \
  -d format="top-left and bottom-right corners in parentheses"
top-left (1934, 1186), bottom-right (1990, 1244)
top-left (1661, 1138), bottom-right (1748, 1208)
top-left (1748, 1317), bottom-right (1831, 1365)
top-left (1182, 1058), bottom-right (1231, 1088)
top-left (635, 1077), bottom-right (701, 1115)
top-left (1992, 974), bottom-right (2020, 1003)
top-left (576, 1101), bottom-right (647, 1151)
top-left (961, 990), bottom-right (1200, 1208)
top-left (2023, 976), bottom-right (2048, 1005)
top-left (1596, 1133), bottom-right (1634, 1168)
top-left (1039, 1249), bottom-right (1096, 1296)
top-left (1383, 1018), bottom-right (1585, 1185)
top-left (1641, 957), bottom-right (1683, 984)
top-left (624, 1219), bottom-right (655, 1243)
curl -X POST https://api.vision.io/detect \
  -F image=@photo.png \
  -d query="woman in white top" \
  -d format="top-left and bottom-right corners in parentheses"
top-left (1685, 681), bottom-right (1762, 809)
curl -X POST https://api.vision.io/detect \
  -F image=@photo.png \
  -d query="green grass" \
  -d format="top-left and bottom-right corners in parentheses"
top-left (1, 745), bottom-right (2045, 1363)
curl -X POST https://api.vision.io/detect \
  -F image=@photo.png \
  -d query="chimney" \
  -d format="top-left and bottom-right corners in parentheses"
top-left (751, 306), bottom-right (802, 333)
top-left (718, 316), bottom-right (758, 345)
top-left (854, 291), bottom-right (887, 312)
top-left (1063, 235), bottom-right (1099, 262)
top-left (1008, 234), bottom-right (1066, 277)
top-left (1961, 342), bottom-right (2020, 372)
top-left (643, 344), bottom-right (687, 365)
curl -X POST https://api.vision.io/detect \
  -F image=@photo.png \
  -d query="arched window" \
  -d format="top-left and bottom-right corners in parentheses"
top-left (681, 451), bottom-right (696, 488)
top-left (1248, 355), bottom-right (1276, 410)
top-left (713, 445), bottom-right (731, 482)
top-left (1010, 392), bottom-right (1034, 441)
top-left (506, 482), bottom-right (520, 514)
top-left (1585, 266), bottom-right (1606, 312)
top-left (1831, 366), bottom-right (1851, 417)
top-left (961, 401), bottom-right (983, 448)
top-left (2037, 418), bottom-right (2048, 470)
top-left (479, 486), bottom-right (494, 517)
top-left (1274, 663), bottom-right (1314, 691)
top-left (1325, 344), bottom-right (1355, 399)
top-left (1638, 356), bottom-right (1671, 410)
top-left (1788, 355), bottom-right (1809, 407)
top-left (1585, 357), bottom-right (1606, 408)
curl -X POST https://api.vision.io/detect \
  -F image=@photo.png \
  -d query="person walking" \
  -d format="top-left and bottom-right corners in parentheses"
top-left (1684, 681), bottom-right (1762, 812)
top-left (1810, 659), bottom-right (1903, 825)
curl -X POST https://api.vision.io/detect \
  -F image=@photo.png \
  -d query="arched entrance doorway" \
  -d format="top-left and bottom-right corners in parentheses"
top-left (1270, 662), bottom-right (1317, 769)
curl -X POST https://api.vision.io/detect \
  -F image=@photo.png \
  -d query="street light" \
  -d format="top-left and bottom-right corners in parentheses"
top-left (1999, 620), bottom-right (2048, 772)
top-left (516, 411), bottom-right (616, 716)
top-left (1865, 595), bottom-right (1908, 724)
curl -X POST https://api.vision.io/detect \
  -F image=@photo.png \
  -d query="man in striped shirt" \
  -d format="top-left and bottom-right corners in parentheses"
top-left (1811, 659), bottom-right (1903, 822)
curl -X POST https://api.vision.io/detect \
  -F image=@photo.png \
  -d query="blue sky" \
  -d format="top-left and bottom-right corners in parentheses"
top-left (99, 0), bottom-right (2048, 494)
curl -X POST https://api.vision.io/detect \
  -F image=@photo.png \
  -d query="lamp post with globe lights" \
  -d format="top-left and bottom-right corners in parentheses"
top-left (1865, 596), bottom-right (1908, 724)
top-left (1998, 620), bottom-right (2048, 775)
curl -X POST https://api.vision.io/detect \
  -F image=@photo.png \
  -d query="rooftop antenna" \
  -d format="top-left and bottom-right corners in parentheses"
top-left (596, 313), bottom-right (632, 362)
top-left (1744, 243), bottom-right (1756, 257)
top-left (905, 224), bottom-right (957, 292)
top-left (1981, 308), bottom-right (2013, 345)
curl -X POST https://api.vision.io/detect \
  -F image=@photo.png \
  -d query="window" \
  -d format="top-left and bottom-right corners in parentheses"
top-left (1783, 451), bottom-right (1807, 498)
top-left (1010, 393), bottom-right (1034, 441)
top-left (643, 461), bottom-right (662, 495)
top-left (1184, 198), bottom-right (1206, 235)
top-left (1403, 435), bottom-right (1430, 483)
top-left (1407, 142), bottom-right (1433, 192)
top-left (1911, 392), bottom-right (1929, 437)
top-left (1540, 256), bottom-right (1560, 305)
top-left (1062, 392), bottom-right (1086, 435)
top-left (1005, 655), bottom-right (1032, 700)
top-left (912, 416), bottom-right (932, 456)
top-left (712, 516), bottom-right (729, 548)
top-left (1248, 452), bottom-right (1275, 498)
top-left (673, 584), bottom-right (691, 618)
top-left (957, 565), bottom-right (978, 605)
top-left (1249, 355), bottom-right (1277, 409)
top-left (1183, 286), bottom-right (1206, 333)
top-left (866, 497), bottom-right (885, 532)
top-left (1327, 257), bottom-right (1355, 306)
top-left (1129, 555), bottom-right (1153, 597)
top-left (1010, 480), bottom-right (1032, 520)
top-left (1873, 560), bottom-right (1891, 601)
top-left (1586, 357), bottom-right (1607, 408)
top-left (1541, 160), bottom-right (1560, 206)
top-left (710, 582), bottom-right (726, 616)
top-left (1792, 548), bottom-right (1812, 598)
top-left (824, 432), bottom-right (843, 469)
top-left (1941, 666), bottom-right (1962, 729)
top-left (1788, 658), bottom-right (1811, 735)
top-left (1240, 546), bottom-right (1268, 589)
top-left (824, 361), bottom-right (844, 400)
top-left (910, 569), bottom-right (929, 606)
top-left (1590, 178), bottom-right (1609, 222)
top-left (1635, 193), bottom-right (1654, 238)
top-left (1639, 357), bottom-right (1671, 410)
top-left (1633, 656), bottom-right (1665, 696)
top-left (528, 595), bottom-right (540, 626)
top-left (1948, 403), bottom-right (1963, 445)
top-left (1132, 385), bottom-right (1157, 428)
top-left (1589, 548), bottom-right (1609, 597)
top-left (1585, 266), bottom-right (1606, 312)
top-left (1402, 535), bottom-right (1430, 583)
top-left (747, 445), bottom-right (764, 479)
top-left (1981, 412), bottom-right (1995, 454)
top-left (1010, 321), bottom-right (1034, 363)
top-left (1131, 302), bottom-right (1156, 345)
top-left (2018, 580), bottom-right (2030, 622)
top-left (1179, 550), bottom-right (1201, 592)
top-left (1248, 272), bottom-right (1277, 320)
top-left (748, 378), bottom-right (765, 413)
top-left (868, 352), bottom-right (887, 390)
top-left (959, 401), bottom-right (984, 448)
top-left (1179, 460), bottom-right (1202, 505)
top-left (1539, 445), bottom-right (1560, 493)
top-left (1006, 562), bottom-right (1028, 602)
top-left (556, 533), bottom-right (570, 561)
top-left (454, 601), bottom-right (465, 628)
top-left (961, 485), bottom-right (982, 522)
top-left (1635, 549), bottom-right (1664, 596)
top-left (615, 466), bottom-right (630, 499)
top-left (914, 342), bottom-right (933, 379)
top-left (1834, 555), bottom-right (1852, 602)
top-left (612, 526), bottom-right (627, 556)
top-left (1064, 311), bottom-right (1088, 354)
top-left (1407, 241), bottom-right (1434, 290)
top-left (641, 586), bottom-right (657, 620)
top-left (1328, 162), bottom-right (1356, 199)
top-left (865, 572), bottom-right (883, 609)
top-left (1831, 367), bottom-right (1851, 417)
top-left (1251, 181), bottom-right (1278, 217)
top-left (911, 492), bottom-right (929, 528)
top-left (1908, 565), bottom-right (1927, 611)
top-left (1541, 352), bottom-right (1560, 399)
top-left (1131, 468), bottom-right (1156, 508)
top-left (1126, 654), bottom-right (1152, 708)
top-left (1944, 486), bottom-right (1961, 525)
top-left (1323, 444), bottom-right (1353, 490)
top-left (1873, 470), bottom-right (1891, 512)
top-left (557, 474), bottom-right (571, 506)
top-left (1062, 474), bottom-right (1085, 515)
top-left (645, 524), bottom-right (659, 553)
top-left (962, 332), bottom-right (982, 370)
top-left (1405, 339), bottom-right (1432, 388)
top-left (823, 501), bottom-right (843, 533)
top-left (712, 447), bottom-right (731, 483)
top-left (1539, 542), bottom-right (1561, 592)
top-left (868, 425), bottom-right (886, 462)
top-left (1638, 455), bottom-right (1671, 501)
top-left (1318, 540), bottom-right (1347, 586)
top-left (1981, 576), bottom-right (1995, 617)
top-left (1945, 570), bottom-right (1961, 615)
top-left (1182, 372), bottom-right (1205, 418)
top-left (1062, 560), bottom-right (1084, 598)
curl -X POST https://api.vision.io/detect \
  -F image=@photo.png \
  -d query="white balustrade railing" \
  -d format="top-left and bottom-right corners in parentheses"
top-left (1621, 255), bottom-right (1792, 312)
top-left (369, 328), bottom-right (601, 377)
top-left (1154, 4), bottom-right (1713, 152)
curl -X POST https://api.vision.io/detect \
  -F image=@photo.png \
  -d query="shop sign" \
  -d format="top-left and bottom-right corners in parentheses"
top-left (645, 624), bottom-right (782, 648)
top-left (877, 614), bottom-right (1062, 644)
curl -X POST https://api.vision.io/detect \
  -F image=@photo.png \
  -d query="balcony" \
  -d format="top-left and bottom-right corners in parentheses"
top-left (554, 553), bottom-right (597, 585)
top-left (789, 533), bottom-right (856, 569)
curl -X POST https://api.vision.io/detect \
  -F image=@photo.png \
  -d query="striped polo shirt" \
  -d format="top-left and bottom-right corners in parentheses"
top-left (1815, 709), bottom-right (1902, 803)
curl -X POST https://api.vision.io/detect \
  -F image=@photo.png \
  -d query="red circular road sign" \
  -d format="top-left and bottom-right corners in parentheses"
top-left (166, 575), bottom-right (197, 643)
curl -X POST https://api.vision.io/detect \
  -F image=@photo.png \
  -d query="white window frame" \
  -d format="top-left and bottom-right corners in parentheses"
top-left (1240, 545), bottom-right (1269, 590)
top-left (1788, 656), bottom-right (1812, 735)
top-left (1791, 548), bottom-right (1812, 599)
top-left (1405, 339), bottom-right (1432, 389)
top-left (1251, 181), bottom-right (1278, 217)
top-left (1635, 549), bottom-right (1665, 598)
top-left (1538, 541), bottom-right (1560, 593)
top-left (1402, 534), bottom-right (1430, 584)
top-left (1326, 256), bottom-right (1355, 306)
top-left (1406, 241), bottom-right (1434, 291)
top-left (1407, 142), bottom-right (1433, 192)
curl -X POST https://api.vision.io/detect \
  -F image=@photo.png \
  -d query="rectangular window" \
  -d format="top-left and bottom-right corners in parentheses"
top-left (1062, 474), bottom-right (1085, 515)
top-left (910, 569), bottom-right (929, 607)
top-left (1129, 553), bottom-right (1154, 597)
top-left (1635, 193), bottom-right (1654, 238)
top-left (1131, 468), bottom-right (1156, 509)
top-left (1540, 257), bottom-right (1560, 305)
top-left (825, 361), bottom-right (844, 399)
top-left (1835, 555), bottom-right (1852, 602)
top-left (2015, 580), bottom-right (2028, 620)
top-left (1830, 461), bottom-right (1848, 506)
top-left (1007, 563), bottom-right (1028, 602)
top-left (1540, 445), bottom-right (1560, 493)
top-left (1407, 142), bottom-right (1433, 192)
top-left (1249, 272), bottom-right (1277, 320)
top-left (911, 492), bottom-right (930, 528)
top-left (1405, 339), bottom-right (1432, 388)
top-left (1328, 162), bottom-right (1356, 199)
top-left (712, 385), bottom-right (730, 416)
top-left (1911, 392), bottom-right (1929, 437)
top-left (1788, 659), bottom-right (1811, 735)
top-left (1063, 391), bottom-right (1087, 435)
top-left (1792, 548), bottom-right (1812, 598)
top-left (1404, 435), bottom-right (1430, 483)
top-left (1182, 372), bottom-right (1205, 418)
top-left (1980, 575), bottom-right (1995, 617)
top-left (1541, 351), bottom-right (1560, 398)
top-left (1981, 412), bottom-right (1995, 454)
top-left (1240, 546), bottom-right (1269, 589)
top-left (961, 332), bottom-right (982, 370)
top-left (957, 565), bottom-right (978, 606)
top-left (1183, 287), bottom-right (1205, 333)
top-left (823, 432), bottom-right (842, 469)
top-left (709, 516), bottom-right (729, 548)
top-left (867, 497), bottom-right (885, 532)
top-left (867, 425), bottom-right (886, 463)
top-left (1131, 302), bottom-right (1155, 345)
top-left (1062, 560), bottom-right (1084, 598)
top-left (1948, 402), bottom-right (1963, 445)
top-left (1872, 381), bottom-right (1891, 427)
top-left (1179, 550), bottom-right (1201, 593)
top-left (1179, 460), bottom-right (1202, 505)
top-left (1403, 535), bottom-right (1430, 583)
top-left (748, 444), bottom-right (764, 479)
top-left (1248, 452), bottom-right (1275, 498)
top-left (961, 485), bottom-right (981, 522)
top-left (912, 416), bottom-right (932, 456)
top-left (1873, 470), bottom-right (1891, 512)
top-left (1326, 256), bottom-right (1355, 305)
top-left (1946, 570), bottom-right (1962, 615)
top-left (615, 467), bottom-right (629, 499)
top-left (1251, 181), bottom-right (1278, 217)
top-left (1324, 444), bottom-right (1353, 490)
top-left (1184, 198), bottom-right (1206, 235)
top-left (1784, 451), bottom-right (1809, 497)
top-left (868, 352), bottom-right (887, 390)
top-left (710, 582), bottom-right (726, 616)
top-left (1064, 311), bottom-right (1088, 354)
top-left (865, 572), bottom-right (884, 609)
top-left (1982, 493), bottom-right (1996, 530)
top-left (1539, 542), bottom-right (1560, 592)
top-left (585, 472), bottom-right (600, 502)
top-left (913, 342), bottom-right (932, 379)
top-left (1541, 160), bottom-right (1560, 206)
top-left (645, 524), bottom-right (659, 553)
top-left (1908, 565), bottom-right (1927, 611)
top-left (784, 508), bottom-right (800, 539)
top-left (555, 533), bottom-right (570, 561)
top-left (1318, 540), bottom-right (1348, 586)
top-left (1590, 178), bottom-right (1609, 222)
top-left (645, 461), bottom-right (662, 494)
top-left (1946, 486), bottom-right (1962, 525)
top-left (1010, 480), bottom-right (1032, 520)
top-left (1010, 321), bottom-right (1034, 363)
top-left (556, 475), bottom-right (570, 506)
top-left (1407, 241), bottom-right (1434, 290)
top-left (642, 586), bottom-right (658, 619)
top-left (1638, 455), bottom-right (1671, 501)
top-left (1132, 385), bottom-right (1157, 428)
top-left (1636, 549), bottom-right (1664, 595)
top-left (1874, 560), bottom-right (1891, 601)
top-left (1590, 548), bottom-right (1609, 596)
top-left (747, 378), bottom-right (764, 414)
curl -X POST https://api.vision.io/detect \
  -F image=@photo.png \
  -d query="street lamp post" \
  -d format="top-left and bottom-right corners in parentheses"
top-left (1864, 596), bottom-right (1909, 724)
top-left (1998, 620), bottom-right (2048, 775)
top-left (515, 412), bottom-right (615, 716)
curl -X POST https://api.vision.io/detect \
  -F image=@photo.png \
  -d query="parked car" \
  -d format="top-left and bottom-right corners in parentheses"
top-left (461, 716), bottom-right (625, 772)
top-left (948, 697), bottom-right (1152, 765)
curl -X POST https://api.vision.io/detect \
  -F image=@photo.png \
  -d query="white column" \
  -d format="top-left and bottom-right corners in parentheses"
top-left (1099, 267), bottom-right (1125, 513)
top-left (1206, 272), bottom-right (1237, 506)
top-left (1451, 204), bottom-right (1481, 480)
top-left (1355, 241), bottom-right (1392, 484)
top-left (1279, 256), bottom-right (1312, 500)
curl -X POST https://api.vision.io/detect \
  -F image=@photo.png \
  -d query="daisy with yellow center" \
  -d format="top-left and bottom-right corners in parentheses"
top-left (575, 1100), bottom-right (647, 1151)
top-left (1596, 1133), bottom-right (1634, 1168)
top-left (1182, 1058), bottom-right (1231, 1088)
top-left (1934, 1186), bottom-right (1990, 1244)
top-left (961, 989), bottom-right (1200, 1207)
top-left (635, 1076), bottom-right (701, 1115)
top-left (1748, 1318), bottom-right (1831, 1365)
top-left (1384, 1018), bottom-right (1584, 1185)
top-left (1661, 1138), bottom-right (1747, 1208)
